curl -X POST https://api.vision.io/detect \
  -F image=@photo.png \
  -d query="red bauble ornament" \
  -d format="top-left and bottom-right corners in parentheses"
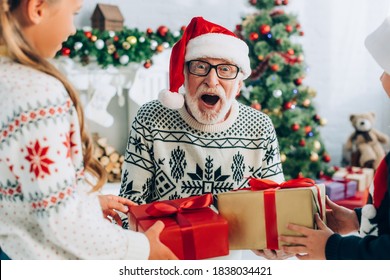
top-left (323, 154), bottom-right (331, 163)
top-left (146, 28), bottom-right (153, 35)
top-left (299, 139), bottom-right (306, 147)
top-left (274, 0), bottom-right (282, 5)
top-left (181, 25), bottom-right (186, 32)
top-left (249, 32), bottom-right (259, 41)
top-left (260, 24), bottom-right (271, 35)
top-left (282, 0), bottom-right (289, 5)
top-left (313, 114), bottom-right (321, 122)
top-left (304, 126), bottom-right (312, 133)
top-left (113, 36), bottom-right (119, 42)
top-left (236, 24), bottom-right (242, 31)
top-left (270, 64), bottom-right (279, 72)
top-left (84, 31), bottom-right (92, 39)
top-left (249, 0), bottom-right (257, 5)
top-left (294, 77), bottom-right (303, 85)
top-left (61, 47), bottom-right (71, 56)
top-left (299, 31), bottom-right (305, 36)
top-left (284, 101), bottom-right (293, 110)
top-left (287, 49), bottom-right (295, 55)
top-left (143, 61), bottom-right (152, 69)
top-left (291, 123), bottom-right (300, 131)
top-left (251, 102), bottom-right (261, 111)
top-left (296, 23), bottom-right (301, 30)
top-left (157, 26), bottom-right (168, 37)
top-left (113, 52), bottom-right (119, 60)
top-left (285, 25), bottom-right (293, 33)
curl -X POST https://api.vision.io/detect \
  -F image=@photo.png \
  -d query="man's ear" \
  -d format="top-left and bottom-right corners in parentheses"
top-left (236, 79), bottom-right (243, 96)
top-left (25, 0), bottom-right (46, 24)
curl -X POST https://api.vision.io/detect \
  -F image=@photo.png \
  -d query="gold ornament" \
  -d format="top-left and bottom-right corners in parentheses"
top-left (280, 153), bottom-right (286, 163)
top-left (320, 118), bottom-right (327, 126)
top-left (126, 36), bottom-right (137, 45)
top-left (122, 42), bottom-right (131, 50)
top-left (107, 44), bottom-right (116, 54)
top-left (258, 55), bottom-right (264, 61)
top-left (303, 99), bottom-right (311, 107)
top-left (310, 152), bottom-right (319, 162)
top-left (91, 35), bottom-right (97, 42)
top-left (314, 140), bottom-right (321, 151)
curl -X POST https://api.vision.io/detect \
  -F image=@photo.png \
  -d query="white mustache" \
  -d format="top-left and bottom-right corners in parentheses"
top-left (196, 86), bottom-right (224, 100)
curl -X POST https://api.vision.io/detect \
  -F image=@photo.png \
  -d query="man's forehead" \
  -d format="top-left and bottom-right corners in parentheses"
top-left (193, 57), bottom-right (234, 64)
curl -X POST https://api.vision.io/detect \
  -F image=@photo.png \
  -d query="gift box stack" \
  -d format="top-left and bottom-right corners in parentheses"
top-left (128, 178), bottom-right (326, 257)
top-left (331, 166), bottom-right (374, 209)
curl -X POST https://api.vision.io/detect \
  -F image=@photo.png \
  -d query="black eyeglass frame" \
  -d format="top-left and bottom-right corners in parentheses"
top-left (186, 60), bottom-right (240, 80)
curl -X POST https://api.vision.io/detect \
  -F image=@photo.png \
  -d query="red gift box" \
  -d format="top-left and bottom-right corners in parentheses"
top-left (127, 194), bottom-right (229, 260)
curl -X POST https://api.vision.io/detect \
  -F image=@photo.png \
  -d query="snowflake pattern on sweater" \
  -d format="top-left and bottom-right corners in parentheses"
top-left (0, 57), bottom-right (149, 259)
top-left (119, 99), bottom-right (285, 210)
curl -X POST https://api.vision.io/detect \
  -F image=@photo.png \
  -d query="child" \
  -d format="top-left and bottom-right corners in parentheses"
top-left (0, 0), bottom-right (176, 260)
top-left (279, 17), bottom-right (390, 260)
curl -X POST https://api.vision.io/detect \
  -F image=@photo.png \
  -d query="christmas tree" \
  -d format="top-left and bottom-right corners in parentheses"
top-left (235, 0), bottom-right (331, 180)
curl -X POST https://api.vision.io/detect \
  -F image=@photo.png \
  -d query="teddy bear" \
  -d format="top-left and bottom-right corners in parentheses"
top-left (345, 112), bottom-right (389, 170)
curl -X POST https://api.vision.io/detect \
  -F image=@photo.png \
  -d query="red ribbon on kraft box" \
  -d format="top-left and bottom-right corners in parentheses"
top-left (247, 178), bottom-right (323, 250)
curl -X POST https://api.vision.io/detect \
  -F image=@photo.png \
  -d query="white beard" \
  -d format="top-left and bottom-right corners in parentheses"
top-left (184, 83), bottom-right (239, 125)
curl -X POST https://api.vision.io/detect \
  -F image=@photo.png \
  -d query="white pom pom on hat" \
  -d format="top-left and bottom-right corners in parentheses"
top-left (365, 16), bottom-right (390, 74)
top-left (159, 16), bottom-right (251, 110)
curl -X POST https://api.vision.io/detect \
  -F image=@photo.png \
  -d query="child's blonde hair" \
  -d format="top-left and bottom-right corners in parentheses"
top-left (0, 0), bottom-right (107, 192)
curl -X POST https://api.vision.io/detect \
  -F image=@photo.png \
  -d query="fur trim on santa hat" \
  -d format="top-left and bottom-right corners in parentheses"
top-left (185, 33), bottom-right (251, 79)
top-left (359, 204), bottom-right (378, 237)
top-left (158, 89), bottom-right (185, 110)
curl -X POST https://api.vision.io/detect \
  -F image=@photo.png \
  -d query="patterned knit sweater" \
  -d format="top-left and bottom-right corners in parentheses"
top-left (119, 99), bottom-right (285, 210)
top-left (0, 57), bottom-right (149, 259)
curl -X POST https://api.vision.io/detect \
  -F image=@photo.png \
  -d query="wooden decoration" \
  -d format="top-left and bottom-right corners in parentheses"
top-left (93, 133), bottom-right (124, 182)
top-left (91, 3), bottom-right (124, 31)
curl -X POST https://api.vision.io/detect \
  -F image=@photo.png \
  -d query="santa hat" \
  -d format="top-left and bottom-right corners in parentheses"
top-left (365, 16), bottom-right (390, 74)
top-left (158, 16), bottom-right (251, 109)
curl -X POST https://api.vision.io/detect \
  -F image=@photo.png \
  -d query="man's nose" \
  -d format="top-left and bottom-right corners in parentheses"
top-left (204, 68), bottom-right (220, 87)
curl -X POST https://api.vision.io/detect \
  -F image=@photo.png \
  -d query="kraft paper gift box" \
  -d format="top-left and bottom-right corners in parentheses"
top-left (315, 178), bottom-right (358, 201)
top-left (332, 166), bottom-right (374, 191)
top-left (217, 178), bottom-right (325, 250)
top-left (128, 194), bottom-right (229, 260)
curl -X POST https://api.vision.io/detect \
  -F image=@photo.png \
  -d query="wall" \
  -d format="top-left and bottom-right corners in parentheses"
top-left (74, 0), bottom-right (390, 166)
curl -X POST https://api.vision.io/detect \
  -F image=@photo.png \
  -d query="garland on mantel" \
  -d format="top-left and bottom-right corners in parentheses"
top-left (56, 25), bottom-right (185, 69)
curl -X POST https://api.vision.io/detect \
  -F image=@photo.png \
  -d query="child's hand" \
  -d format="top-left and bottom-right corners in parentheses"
top-left (279, 213), bottom-right (333, 260)
top-left (325, 196), bottom-right (359, 234)
top-left (252, 249), bottom-right (293, 260)
top-left (145, 221), bottom-right (178, 260)
top-left (98, 194), bottom-right (137, 226)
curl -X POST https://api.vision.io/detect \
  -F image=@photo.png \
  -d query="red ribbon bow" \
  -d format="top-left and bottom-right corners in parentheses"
top-left (144, 194), bottom-right (213, 259)
top-left (145, 193), bottom-right (213, 217)
top-left (248, 177), bottom-right (316, 190)
top-left (247, 177), bottom-right (322, 250)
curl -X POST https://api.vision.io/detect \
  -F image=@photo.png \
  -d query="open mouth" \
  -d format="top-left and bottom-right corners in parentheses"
top-left (201, 94), bottom-right (220, 106)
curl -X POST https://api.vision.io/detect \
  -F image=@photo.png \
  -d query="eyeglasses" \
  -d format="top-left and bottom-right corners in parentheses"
top-left (186, 60), bottom-right (240, 80)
